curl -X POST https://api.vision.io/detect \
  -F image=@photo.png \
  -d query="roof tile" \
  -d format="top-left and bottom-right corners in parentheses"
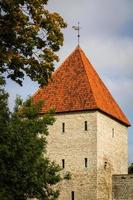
top-left (33, 46), bottom-right (130, 126)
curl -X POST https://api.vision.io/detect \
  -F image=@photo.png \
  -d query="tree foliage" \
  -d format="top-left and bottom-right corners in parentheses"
top-left (0, 1), bottom-right (67, 199)
top-left (0, 0), bottom-right (67, 85)
top-left (0, 85), bottom-right (61, 200)
top-left (0, 76), bottom-right (9, 134)
top-left (128, 163), bottom-right (133, 174)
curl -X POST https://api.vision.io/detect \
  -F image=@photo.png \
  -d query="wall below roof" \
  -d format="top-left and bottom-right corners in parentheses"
top-left (45, 110), bottom-right (128, 200)
top-left (47, 111), bottom-right (97, 200)
top-left (97, 112), bottom-right (128, 200)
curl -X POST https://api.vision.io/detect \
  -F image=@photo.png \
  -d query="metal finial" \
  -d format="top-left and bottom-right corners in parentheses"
top-left (72, 22), bottom-right (81, 46)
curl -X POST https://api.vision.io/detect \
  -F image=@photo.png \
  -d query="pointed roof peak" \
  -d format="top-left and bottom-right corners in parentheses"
top-left (75, 44), bottom-right (81, 49)
top-left (33, 47), bottom-right (130, 126)
top-left (73, 45), bottom-right (85, 54)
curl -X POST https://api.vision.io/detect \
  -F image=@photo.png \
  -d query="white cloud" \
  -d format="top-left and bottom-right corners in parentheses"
top-left (104, 78), bottom-right (133, 119)
top-left (48, 0), bottom-right (133, 36)
top-left (82, 37), bottom-right (133, 78)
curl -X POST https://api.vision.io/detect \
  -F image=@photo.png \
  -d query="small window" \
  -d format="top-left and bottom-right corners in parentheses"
top-left (104, 161), bottom-right (107, 170)
top-left (85, 121), bottom-right (87, 131)
top-left (71, 191), bottom-right (75, 200)
top-left (85, 158), bottom-right (88, 168)
top-left (112, 128), bottom-right (114, 137)
top-left (62, 122), bottom-right (65, 133)
top-left (62, 159), bottom-right (65, 168)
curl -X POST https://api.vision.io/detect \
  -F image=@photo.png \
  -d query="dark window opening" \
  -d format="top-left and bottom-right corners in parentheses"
top-left (104, 161), bottom-right (107, 170)
top-left (85, 158), bottom-right (88, 168)
top-left (62, 122), bottom-right (65, 133)
top-left (112, 128), bottom-right (114, 137)
top-left (71, 191), bottom-right (75, 200)
top-left (85, 121), bottom-right (87, 131)
top-left (62, 159), bottom-right (65, 169)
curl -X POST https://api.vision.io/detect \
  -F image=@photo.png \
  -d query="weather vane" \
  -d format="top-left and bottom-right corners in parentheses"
top-left (72, 22), bottom-right (81, 46)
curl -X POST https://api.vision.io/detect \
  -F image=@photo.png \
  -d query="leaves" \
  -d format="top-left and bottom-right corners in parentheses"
top-left (0, 90), bottom-right (61, 200)
top-left (0, 0), bottom-right (67, 85)
top-left (0, 1), bottom-right (67, 198)
top-left (128, 163), bottom-right (133, 174)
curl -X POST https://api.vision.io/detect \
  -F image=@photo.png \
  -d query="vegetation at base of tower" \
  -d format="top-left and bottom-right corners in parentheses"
top-left (128, 163), bottom-right (133, 174)
top-left (0, 79), bottom-right (63, 200)
top-left (0, 0), bottom-right (67, 86)
top-left (64, 171), bottom-right (71, 180)
top-left (0, 1), bottom-right (67, 198)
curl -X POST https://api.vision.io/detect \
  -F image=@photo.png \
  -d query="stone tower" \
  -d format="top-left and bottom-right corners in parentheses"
top-left (33, 46), bottom-right (130, 200)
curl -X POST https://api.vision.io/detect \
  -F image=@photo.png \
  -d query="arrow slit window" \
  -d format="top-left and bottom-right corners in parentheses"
top-left (62, 122), bottom-right (65, 133)
top-left (85, 121), bottom-right (88, 131)
top-left (62, 159), bottom-right (65, 168)
top-left (71, 191), bottom-right (75, 200)
top-left (112, 128), bottom-right (114, 137)
top-left (85, 158), bottom-right (88, 168)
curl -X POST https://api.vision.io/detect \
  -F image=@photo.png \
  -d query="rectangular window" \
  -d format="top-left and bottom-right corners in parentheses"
top-left (71, 191), bottom-right (75, 200)
top-left (62, 159), bottom-right (65, 169)
top-left (62, 122), bottom-right (65, 133)
top-left (85, 121), bottom-right (87, 131)
top-left (112, 128), bottom-right (114, 137)
top-left (104, 161), bottom-right (107, 170)
top-left (85, 158), bottom-right (88, 168)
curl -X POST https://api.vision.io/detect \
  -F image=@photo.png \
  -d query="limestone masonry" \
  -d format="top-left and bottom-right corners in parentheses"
top-left (33, 46), bottom-right (132, 200)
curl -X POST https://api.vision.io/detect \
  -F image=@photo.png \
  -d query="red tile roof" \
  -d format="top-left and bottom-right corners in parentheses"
top-left (33, 46), bottom-right (130, 126)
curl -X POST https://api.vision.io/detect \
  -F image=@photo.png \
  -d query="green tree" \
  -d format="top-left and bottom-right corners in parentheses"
top-left (0, 1), bottom-right (67, 199)
top-left (0, 85), bottom-right (62, 200)
top-left (128, 163), bottom-right (133, 174)
top-left (0, 76), bottom-right (9, 133)
top-left (0, 0), bottom-right (66, 85)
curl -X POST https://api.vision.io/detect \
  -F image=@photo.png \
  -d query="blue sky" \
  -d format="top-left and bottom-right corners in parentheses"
top-left (5, 0), bottom-right (133, 163)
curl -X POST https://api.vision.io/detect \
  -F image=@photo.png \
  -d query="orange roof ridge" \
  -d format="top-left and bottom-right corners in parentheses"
top-left (33, 47), bottom-right (130, 126)
top-left (78, 48), bottom-right (98, 108)
top-left (79, 48), bottom-right (130, 126)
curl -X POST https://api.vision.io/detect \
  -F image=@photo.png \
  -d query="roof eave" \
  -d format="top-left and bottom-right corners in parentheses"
top-left (39, 108), bottom-right (131, 127)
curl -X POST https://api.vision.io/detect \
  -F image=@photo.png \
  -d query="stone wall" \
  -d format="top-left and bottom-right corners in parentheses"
top-left (47, 111), bottom-right (97, 200)
top-left (112, 174), bottom-right (133, 200)
top-left (46, 111), bottom-right (128, 200)
top-left (97, 112), bottom-right (128, 200)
